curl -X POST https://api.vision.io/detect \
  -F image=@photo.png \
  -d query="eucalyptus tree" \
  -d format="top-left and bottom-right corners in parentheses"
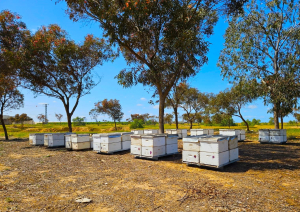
top-left (218, 0), bottom-right (300, 129)
top-left (165, 82), bottom-right (188, 129)
top-left (20, 25), bottom-right (115, 132)
top-left (211, 79), bottom-right (260, 131)
top-left (181, 87), bottom-right (210, 129)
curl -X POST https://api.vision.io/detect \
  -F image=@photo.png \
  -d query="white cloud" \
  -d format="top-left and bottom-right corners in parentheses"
top-left (141, 97), bottom-right (146, 101)
top-left (153, 105), bottom-right (159, 109)
top-left (247, 105), bottom-right (257, 109)
top-left (137, 104), bottom-right (143, 106)
top-left (53, 101), bottom-right (56, 103)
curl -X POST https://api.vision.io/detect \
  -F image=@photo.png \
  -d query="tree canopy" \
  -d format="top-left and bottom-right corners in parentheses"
top-left (218, 0), bottom-right (300, 129)
top-left (20, 24), bottom-right (116, 132)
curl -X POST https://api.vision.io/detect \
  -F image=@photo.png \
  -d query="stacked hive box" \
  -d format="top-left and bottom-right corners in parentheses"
top-left (182, 135), bottom-right (239, 168)
top-left (131, 130), bottom-right (144, 135)
top-left (259, 129), bottom-right (287, 144)
top-left (144, 129), bottom-right (159, 134)
top-left (165, 129), bottom-right (188, 138)
top-left (65, 134), bottom-right (77, 149)
top-left (131, 134), bottom-right (178, 158)
top-left (71, 134), bottom-right (91, 150)
top-left (45, 133), bottom-right (68, 147)
top-left (92, 132), bottom-right (132, 153)
top-left (190, 129), bottom-right (214, 136)
top-left (219, 129), bottom-right (245, 141)
top-left (29, 133), bottom-right (45, 145)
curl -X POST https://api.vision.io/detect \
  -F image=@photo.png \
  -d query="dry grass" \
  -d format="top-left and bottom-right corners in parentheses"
top-left (0, 134), bottom-right (300, 211)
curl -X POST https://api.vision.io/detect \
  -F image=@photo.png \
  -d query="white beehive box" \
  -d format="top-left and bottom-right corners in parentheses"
top-left (141, 135), bottom-right (165, 147)
top-left (166, 129), bottom-right (188, 138)
top-left (100, 142), bottom-right (122, 152)
top-left (131, 135), bottom-right (142, 145)
top-left (65, 134), bottom-right (77, 149)
top-left (47, 133), bottom-right (68, 147)
top-left (29, 133), bottom-right (45, 145)
top-left (44, 134), bottom-right (50, 146)
top-left (259, 129), bottom-right (287, 143)
top-left (228, 136), bottom-right (238, 150)
top-left (131, 130), bottom-right (144, 135)
top-left (122, 140), bottom-right (131, 150)
top-left (200, 151), bottom-right (229, 167)
top-left (229, 148), bottom-right (239, 161)
top-left (144, 129), bottom-right (159, 134)
top-left (72, 134), bottom-right (91, 150)
top-left (131, 145), bottom-right (142, 155)
top-left (48, 139), bottom-right (65, 148)
top-left (165, 134), bottom-right (178, 145)
top-left (166, 143), bottom-right (178, 154)
top-left (182, 135), bottom-right (208, 143)
top-left (142, 146), bottom-right (166, 157)
top-left (120, 132), bottom-right (133, 141)
top-left (92, 134), bottom-right (101, 151)
top-left (190, 129), bottom-right (208, 136)
top-left (182, 150), bottom-right (200, 163)
top-left (259, 129), bottom-right (270, 142)
top-left (100, 134), bottom-right (121, 143)
top-left (183, 142), bottom-right (201, 152)
top-left (199, 136), bottom-right (228, 153)
top-left (219, 129), bottom-right (245, 141)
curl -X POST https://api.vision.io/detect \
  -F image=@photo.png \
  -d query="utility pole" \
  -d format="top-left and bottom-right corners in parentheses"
top-left (41, 103), bottom-right (49, 124)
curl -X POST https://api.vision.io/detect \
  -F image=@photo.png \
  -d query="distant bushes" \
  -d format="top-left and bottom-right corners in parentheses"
top-left (72, 117), bottom-right (86, 126)
top-left (130, 119), bottom-right (144, 129)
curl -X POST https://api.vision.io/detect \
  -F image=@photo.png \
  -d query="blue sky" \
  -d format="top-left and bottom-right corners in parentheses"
top-left (1, 0), bottom-right (293, 123)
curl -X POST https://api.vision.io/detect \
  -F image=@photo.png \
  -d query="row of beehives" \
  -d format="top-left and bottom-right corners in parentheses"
top-left (259, 129), bottom-right (287, 143)
top-left (182, 135), bottom-right (239, 168)
top-left (133, 129), bottom-right (188, 138)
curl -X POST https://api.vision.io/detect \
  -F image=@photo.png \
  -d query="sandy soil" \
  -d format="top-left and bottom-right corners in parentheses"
top-left (0, 138), bottom-right (299, 212)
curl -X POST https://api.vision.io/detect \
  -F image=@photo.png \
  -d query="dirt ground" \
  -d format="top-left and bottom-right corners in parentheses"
top-left (0, 138), bottom-right (300, 212)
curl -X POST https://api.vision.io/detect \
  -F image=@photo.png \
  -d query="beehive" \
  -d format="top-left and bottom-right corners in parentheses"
top-left (29, 133), bottom-right (45, 146)
top-left (219, 129), bottom-right (245, 141)
top-left (144, 129), bottom-right (159, 134)
top-left (72, 134), bottom-right (91, 150)
top-left (259, 129), bottom-right (287, 144)
top-left (190, 129), bottom-right (214, 136)
top-left (165, 129), bottom-right (188, 138)
top-left (131, 130), bottom-right (144, 135)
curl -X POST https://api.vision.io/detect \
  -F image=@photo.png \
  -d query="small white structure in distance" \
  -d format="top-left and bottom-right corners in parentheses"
top-left (29, 133), bottom-right (45, 146)
top-left (165, 129), bottom-right (188, 138)
top-left (259, 129), bottom-right (287, 144)
top-left (219, 129), bottom-right (245, 141)
top-left (190, 129), bottom-right (214, 136)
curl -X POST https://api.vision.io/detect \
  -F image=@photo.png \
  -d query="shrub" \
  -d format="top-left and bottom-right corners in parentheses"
top-left (130, 119), bottom-right (144, 129)
top-left (72, 117), bottom-right (86, 126)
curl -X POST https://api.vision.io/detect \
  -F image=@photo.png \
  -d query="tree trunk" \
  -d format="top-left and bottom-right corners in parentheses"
top-left (273, 104), bottom-right (279, 129)
top-left (114, 120), bottom-right (117, 130)
top-left (238, 108), bottom-right (249, 131)
top-left (158, 94), bottom-right (166, 134)
top-left (280, 115), bottom-right (283, 129)
top-left (67, 114), bottom-right (72, 132)
top-left (0, 108), bottom-right (8, 140)
top-left (190, 120), bottom-right (193, 129)
top-left (174, 107), bottom-right (179, 129)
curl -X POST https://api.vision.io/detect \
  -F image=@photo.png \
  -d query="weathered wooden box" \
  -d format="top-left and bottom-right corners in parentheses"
top-left (182, 150), bottom-right (200, 163)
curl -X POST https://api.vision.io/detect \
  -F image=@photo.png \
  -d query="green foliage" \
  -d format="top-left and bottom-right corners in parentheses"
top-left (218, 0), bottom-right (300, 128)
top-left (130, 119), bottom-right (144, 129)
top-left (72, 117), bottom-right (86, 126)
top-left (241, 118), bottom-right (261, 127)
top-left (269, 117), bottom-right (275, 125)
top-left (164, 113), bottom-right (174, 125)
top-left (288, 120), bottom-right (297, 126)
top-left (220, 117), bottom-right (236, 127)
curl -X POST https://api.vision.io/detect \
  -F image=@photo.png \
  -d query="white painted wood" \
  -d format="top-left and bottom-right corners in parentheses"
top-left (93, 141), bottom-right (101, 152)
top-left (121, 132), bottom-right (133, 141)
top-left (182, 151), bottom-right (200, 163)
top-left (182, 133), bottom-right (188, 138)
top-left (182, 136), bottom-right (200, 143)
top-left (100, 142), bottom-right (122, 152)
top-left (131, 135), bottom-right (142, 145)
top-left (270, 135), bottom-right (287, 143)
top-left (259, 129), bottom-right (270, 136)
top-left (200, 151), bottom-right (229, 167)
top-left (72, 141), bottom-right (91, 150)
top-left (259, 129), bottom-right (287, 143)
top-left (229, 148), bottom-right (239, 161)
top-left (143, 129), bottom-right (159, 134)
top-left (259, 136), bottom-right (270, 142)
top-left (131, 130), bottom-right (144, 135)
top-left (165, 136), bottom-right (178, 145)
top-left (122, 140), bottom-right (131, 150)
top-left (48, 139), bottom-right (65, 147)
top-left (29, 133), bottom-right (45, 145)
top-left (100, 135), bottom-right (121, 144)
top-left (131, 145), bottom-right (142, 155)
top-left (200, 139), bottom-right (228, 153)
top-left (228, 136), bottom-right (238, 150)
top-left (44, 134), bottom-right (50, 146)
top-left (270, 129), bottom-right (287, 136)
top-left (208, 129), bottom-right (214, 135)
top-left (166, 143), bottom-right (178, 154)
top-left (183, 142), bottom-right (200, 152)
top-left (142, 146), bottom-right (166, 157)
top-left (142, 135), bottom-right (165, 147)
top-left (190, 129), bottom-right (208, 136)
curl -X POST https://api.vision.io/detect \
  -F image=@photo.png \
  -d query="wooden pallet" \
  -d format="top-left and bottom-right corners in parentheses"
top-left (183, 159), bottom-right (239, 169)
top-left (132, 152), bottom-right (179, 161)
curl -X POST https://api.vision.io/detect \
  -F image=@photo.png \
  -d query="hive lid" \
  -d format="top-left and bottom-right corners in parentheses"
top-left (99, 133), bottom-right (121, 138)
top-left (120, 132), bottom-right (133, 135)
top-left (30, 133), bottom-right (46, 135)
top-left (183, 135), bottom-right (208, 142)
top-left (190, 129), bottom-right (205, 131)
top-left (130, 135), bottom-right (141, 138)
top-left (156, 133), bottom-right (178, 138)
top-left (199, 136), bottom-right (229, 142)
top-left (141, 134), bottom-right (165, 138)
